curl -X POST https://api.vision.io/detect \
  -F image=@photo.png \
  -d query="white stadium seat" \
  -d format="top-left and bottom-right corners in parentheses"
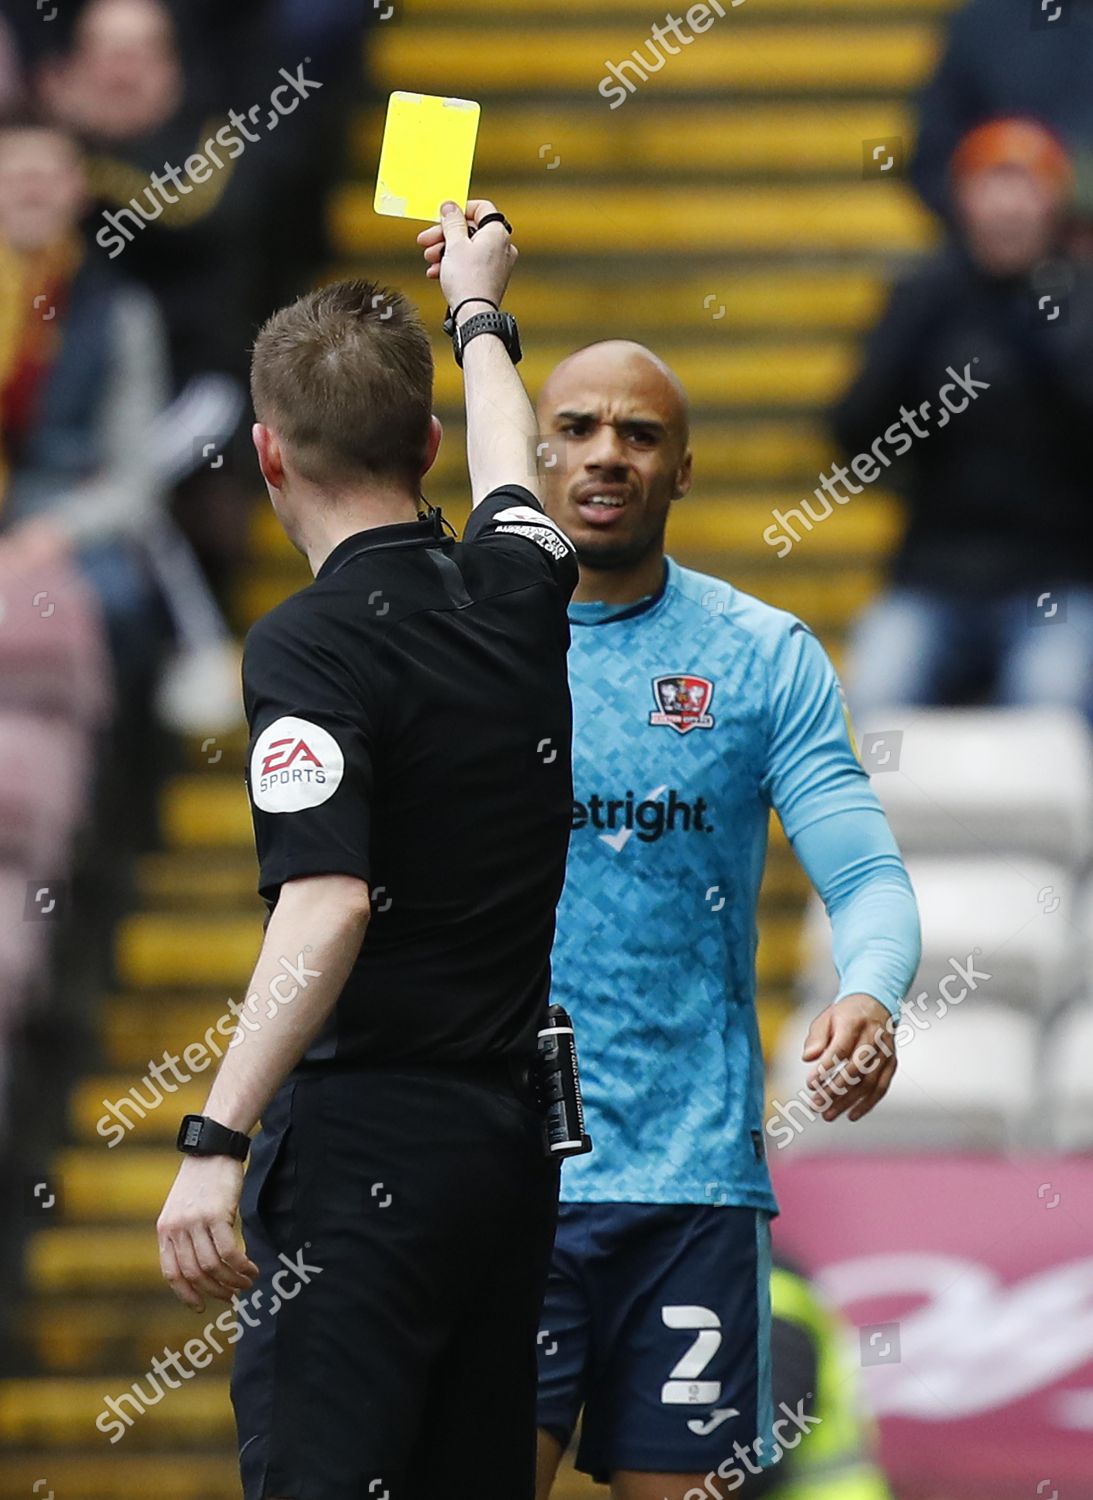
top-left (851, 708), bottom-right (1093, 870)
top-left (1044, 1003), bottom-right (1093, 1151)
top-left (801, 856), bottom-right (1083, 1016)
top-left (767, 1000), bottom-right (1038, 1153)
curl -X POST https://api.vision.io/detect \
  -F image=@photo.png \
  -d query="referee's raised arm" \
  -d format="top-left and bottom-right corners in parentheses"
top-left (418, 198), bottom-right (540, 504)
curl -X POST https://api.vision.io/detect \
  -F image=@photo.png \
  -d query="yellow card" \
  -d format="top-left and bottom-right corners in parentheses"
top-left (374, 91), bottom-right (481, 222)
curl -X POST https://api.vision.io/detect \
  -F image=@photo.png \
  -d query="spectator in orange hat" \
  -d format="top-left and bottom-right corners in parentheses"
top-left (831, 118), bottom-right (1093, 721)
top-left (911, 0), bottom-right (1093, 221)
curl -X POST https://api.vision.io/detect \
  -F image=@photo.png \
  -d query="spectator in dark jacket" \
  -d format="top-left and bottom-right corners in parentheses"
top-left (38, 0), bottom-right (253, 387)
top-left (832, 119), bottom-right (1093, 721)
top-left (911, 0), bottom-right (1093, 221)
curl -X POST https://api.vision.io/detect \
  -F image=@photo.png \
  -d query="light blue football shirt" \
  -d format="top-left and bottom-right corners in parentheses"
top-left (553, 557), bottom-right (918, 1210)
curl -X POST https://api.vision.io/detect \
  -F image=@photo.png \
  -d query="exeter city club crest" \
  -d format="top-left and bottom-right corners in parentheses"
top-left (649, 674), bottom-right (715, 734)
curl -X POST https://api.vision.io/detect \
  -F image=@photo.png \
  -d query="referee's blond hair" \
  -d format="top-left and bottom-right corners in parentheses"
top-left (251, 279), bottom-right (434, 492)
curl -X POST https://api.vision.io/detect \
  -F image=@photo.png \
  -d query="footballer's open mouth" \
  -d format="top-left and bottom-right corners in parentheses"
top-left (571, 484), bottom-right (633, 528)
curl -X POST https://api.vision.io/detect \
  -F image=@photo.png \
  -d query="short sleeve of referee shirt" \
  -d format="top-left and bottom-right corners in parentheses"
top-left (462, 483), bottom-right (579, 601)
top-left (242, 609), bottom-right (378, 904)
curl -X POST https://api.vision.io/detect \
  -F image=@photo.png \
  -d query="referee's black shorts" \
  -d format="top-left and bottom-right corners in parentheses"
top-left (231, 1062), bottom-right (560, 1500)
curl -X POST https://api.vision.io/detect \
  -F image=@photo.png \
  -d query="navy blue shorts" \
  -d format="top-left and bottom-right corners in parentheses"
top-left (537, 1202), bottom-right (772, 1480)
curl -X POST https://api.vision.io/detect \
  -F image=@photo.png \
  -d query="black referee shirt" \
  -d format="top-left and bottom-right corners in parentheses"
top-left (242, 484), bottom-right (578, 1068)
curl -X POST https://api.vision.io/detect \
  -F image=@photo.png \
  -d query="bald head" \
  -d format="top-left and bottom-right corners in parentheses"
top-left (537, 340), bottom-right (689, 445)
top-left (535, 340), bottom-right (693, 590)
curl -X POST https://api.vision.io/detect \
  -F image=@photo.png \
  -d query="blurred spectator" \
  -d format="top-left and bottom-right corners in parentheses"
top-left (158, 0), bottom-right (374, 332)
top-left (0, 17), bottom-right (21, 111)
top-left (37, 0), bottom-right (372, 381)
top-left (833, 120), bottom-right (1093, 721)
top-left (0, 113), bottom-right (170, 694)
top-left (35, 0), bottom-right (372, 593)
top-left (911, 0), bottom-right (1093, 222)
top-left (1064, 146), bottom-right (1093, 260)
top-left (163, 0), bottom-right (374, 108)
top-left (38, 0), bottom-right (252, 386)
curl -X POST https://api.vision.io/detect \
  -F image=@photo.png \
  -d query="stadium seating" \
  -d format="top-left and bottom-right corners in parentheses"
top-left (1044, 1002), bottom-right (1093, 1151)
top-left (794, 710), bottom-right (1093, 1150)
top-left (852, 707), bottom-right (1093, 869)
top-left (802, 854), bottom-right (1084, 1014)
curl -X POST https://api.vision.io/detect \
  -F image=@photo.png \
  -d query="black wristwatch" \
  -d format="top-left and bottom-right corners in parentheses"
top-left (177, 1113), bottom-right (250, 1161)
top-left (449, 309), bottom-right (522, 368)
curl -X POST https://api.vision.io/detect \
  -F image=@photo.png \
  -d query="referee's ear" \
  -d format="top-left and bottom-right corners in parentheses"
top-left (420, 415), bottom-right (443, 480)
top-left (253, 422), bottom-right (285, 493)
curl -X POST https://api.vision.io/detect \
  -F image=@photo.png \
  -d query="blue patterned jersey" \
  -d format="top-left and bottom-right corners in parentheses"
top-left (554, 557), bottom-right (911, 1211)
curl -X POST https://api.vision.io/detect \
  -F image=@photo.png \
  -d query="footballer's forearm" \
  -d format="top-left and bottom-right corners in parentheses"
top-left (792, 807), bottom-right (921, 1018)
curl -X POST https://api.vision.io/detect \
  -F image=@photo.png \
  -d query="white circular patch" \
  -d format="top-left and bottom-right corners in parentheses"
top-left (249, 715), bottom-right (344, 813)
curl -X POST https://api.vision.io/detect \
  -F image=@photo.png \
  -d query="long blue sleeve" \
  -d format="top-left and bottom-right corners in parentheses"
top-left (762, 621), bottom-right (921, 1018)
top-left (792, 809), bottom-right (921, 1018)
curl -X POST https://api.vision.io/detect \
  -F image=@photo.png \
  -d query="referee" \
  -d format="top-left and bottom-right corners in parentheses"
top-left (156, 199), bottom-right (579, 1498)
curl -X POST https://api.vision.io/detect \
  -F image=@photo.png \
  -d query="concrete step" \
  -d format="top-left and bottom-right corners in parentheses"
top-left (13, 1295), bottom-right (205, 1375)
top-left (101, 994), bottom-right (235, 1070)
top-left (331, 180), bottom-right (932, 258)
top-left (137, 851), bottom-right (260, 912)
top-left (338, 261), bottom-right (895, 339)
top-left (26, 1226), bottom-right (186, 1295)
top-left (115, 912), bottom-right (261, 988)
top-left (70, 1073), bottom-right (208, 1145)
top-left (369, 22), bottom-right (937, 95)
top-left (0, 1376), bottom-right (232, 1448)
top-left (354, 100), bottom-right (917, 179)
top-left (0, 1453), bottom-right (239, 1500)
top-left (41, 1146), bottom-right (177, 1223)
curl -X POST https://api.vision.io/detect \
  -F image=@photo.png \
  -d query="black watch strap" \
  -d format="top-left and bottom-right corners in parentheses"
top-left (451, 310), bottom-right (522, 368)
top-left (177, 1113), bottom-right (250, 1161)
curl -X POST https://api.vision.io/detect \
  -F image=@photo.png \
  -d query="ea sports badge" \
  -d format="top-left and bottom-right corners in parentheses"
top-left (250, 715), bottom-right (344, 812)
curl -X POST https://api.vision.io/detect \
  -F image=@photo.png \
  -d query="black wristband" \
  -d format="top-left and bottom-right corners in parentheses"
top-left (442, 297), bottom-right (499, 338)
top-left (452, 296), bottom-right (498, 318)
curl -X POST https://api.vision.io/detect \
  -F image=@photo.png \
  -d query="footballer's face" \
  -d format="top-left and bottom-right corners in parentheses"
top-left (536, 343), bottom-right (692, 573)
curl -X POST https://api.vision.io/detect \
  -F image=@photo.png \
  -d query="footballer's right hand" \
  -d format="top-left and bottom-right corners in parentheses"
top-left (802, 993), bottom-right (898, 1123)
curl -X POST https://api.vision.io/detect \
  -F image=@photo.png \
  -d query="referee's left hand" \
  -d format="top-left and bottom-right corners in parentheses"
top-left (802, 993), bottom-right (897, 1123)
top-left (157, 1156), bottom-right (259, 1311)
